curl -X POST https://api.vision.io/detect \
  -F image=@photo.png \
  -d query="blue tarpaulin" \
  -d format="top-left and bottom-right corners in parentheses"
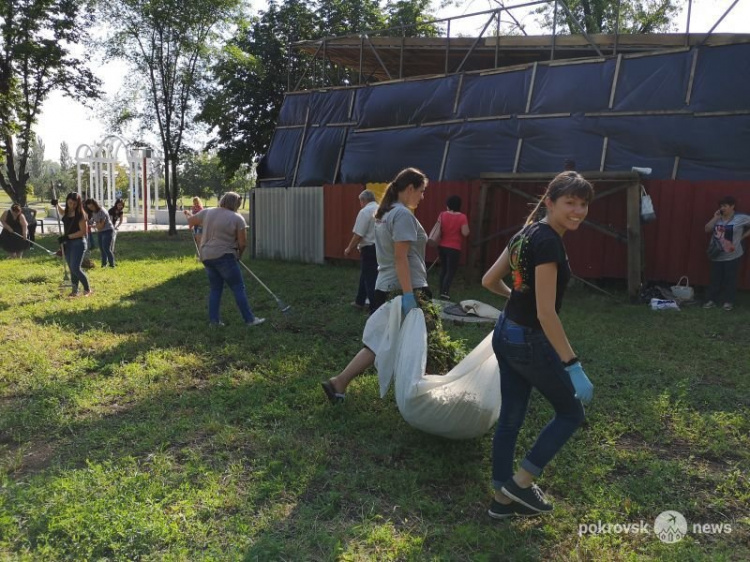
top-left (259, 43), bottom-right (750, 186)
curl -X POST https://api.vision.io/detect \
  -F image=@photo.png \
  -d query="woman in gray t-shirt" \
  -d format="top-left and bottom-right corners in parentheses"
top-left (84, 198), bottom-right (116, 268)
top-left (186, 192), bottom-right (265, 327)
top-left (322, 167), bottom-right (430, 403)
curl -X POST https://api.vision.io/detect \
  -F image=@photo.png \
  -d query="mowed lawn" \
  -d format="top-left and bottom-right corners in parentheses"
top-left (0, 231), bottom-right (748, 561)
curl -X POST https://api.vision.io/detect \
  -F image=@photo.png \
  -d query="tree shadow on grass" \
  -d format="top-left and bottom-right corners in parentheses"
top-left (2, 364), bottom-right (555, 560)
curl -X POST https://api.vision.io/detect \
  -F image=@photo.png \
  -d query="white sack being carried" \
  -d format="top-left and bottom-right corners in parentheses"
top-left (363, 297), bottom-right (501, 440)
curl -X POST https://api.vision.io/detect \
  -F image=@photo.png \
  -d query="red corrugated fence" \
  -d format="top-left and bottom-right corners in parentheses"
top-left (323, 180), bottom-right (750, 290)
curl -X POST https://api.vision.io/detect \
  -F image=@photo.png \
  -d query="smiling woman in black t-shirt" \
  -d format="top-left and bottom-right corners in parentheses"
top-left (481, 171), bottom-right (595, 519)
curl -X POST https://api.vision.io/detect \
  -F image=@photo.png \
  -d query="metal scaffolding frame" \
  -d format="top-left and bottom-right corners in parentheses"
top-left (287, 0), bottom-right (741, 91)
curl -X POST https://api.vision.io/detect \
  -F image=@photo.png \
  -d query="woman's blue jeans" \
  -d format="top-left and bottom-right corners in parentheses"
top-left (491, 313), bottom-right (585, 489)
top-left (202, 253), bottom-right (256, 324)
top-left (98, 229), bottom-right (115, 267)
top-left (64, 238), bottom-right (90, 293)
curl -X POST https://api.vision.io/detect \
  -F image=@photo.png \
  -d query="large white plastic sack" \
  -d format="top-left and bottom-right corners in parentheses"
top-left (362, 296), bottom-right (404, 398)
top-left (365, 298), bottom-right (501, 440)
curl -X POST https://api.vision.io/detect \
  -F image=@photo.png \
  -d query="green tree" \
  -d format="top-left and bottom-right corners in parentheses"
top-left (28, 136), bottom-right (46, 197)
top-left (385, 0), bottom-right (440, 37)
top-left (98, 0), bottom-right (240, 234)
top-left (59, 141), bottom-right (73, 173)
top-left (228, 162), bottom-right (256, 195)
top-left (199, 0), bottom-right (318, 175)
top-left (0, 0), bottom-right (100, 205)
top-left (536, 0), bottom-right (683, 34)
top-left (179, 151), bottom-right (225, 199)
top-left (59, 141), bottom-right (77, 185)
top-left (199, 0), bottom-right (437, 175)
top-left (115, 163), bottom-right (130, 201)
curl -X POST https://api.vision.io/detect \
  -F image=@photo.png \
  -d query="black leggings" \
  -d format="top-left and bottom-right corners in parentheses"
top-left (438, 246), bottom-right (461, 295)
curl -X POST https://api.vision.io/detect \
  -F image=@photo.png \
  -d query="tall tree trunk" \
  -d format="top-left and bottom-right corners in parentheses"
top-left (166, 156), bottom-right (179, 236)
top-left (0, 134), bottom-right (27, 205)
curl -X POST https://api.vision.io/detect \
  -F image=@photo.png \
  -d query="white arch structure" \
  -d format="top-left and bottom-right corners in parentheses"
top-left (74, 135), bottom-right (164, 226)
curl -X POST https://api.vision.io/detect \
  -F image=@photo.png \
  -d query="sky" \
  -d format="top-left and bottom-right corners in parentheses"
top-left (35, 0), bottom-right (750, 163)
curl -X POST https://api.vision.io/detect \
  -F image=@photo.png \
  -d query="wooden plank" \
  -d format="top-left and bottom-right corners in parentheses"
top-left (593, 181), bottom-right (629, 201)
top-left (609, 54), bottom-right (622, 108)
top-left (517, 112), bottom-right (571, 119)
top-left (438, 140), bottom-right (450, 181)
top-left (626, 181), bottom-right (642, 300)
top-left (298, 32), bottom-right (750, 52)
top-left (685, 48), bottom-right (699, 105)
top-left (585, 109), bottom-right (692, 117)
top-left (469, 181), bottom-right (490, 281)
top-left (291, 106), bottom-right (310, 187)
top-left (481, 171), bottom-right (639, 181)
top-left (525, 62), bottom-right (537, 113)
top-left (582, 219), bottom-right (627, 243)
top-left (501, 182), bottom-right (539, 202)
top-left (472, 222), bottom-right (524, 246)
top-left (512, 138), bottom-right (523, 173)
top-left (452, 73), bottom-right (464, 115)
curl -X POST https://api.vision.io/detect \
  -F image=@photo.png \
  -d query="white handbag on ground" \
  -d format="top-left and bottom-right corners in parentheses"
top-left (670, 276), bottom-right (694, 301)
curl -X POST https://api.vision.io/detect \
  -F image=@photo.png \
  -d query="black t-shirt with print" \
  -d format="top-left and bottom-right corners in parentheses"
top-left (503, 221), bottom-right (570, 330)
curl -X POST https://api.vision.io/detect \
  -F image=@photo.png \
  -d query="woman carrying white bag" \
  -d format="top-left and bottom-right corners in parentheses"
top-left (482, 171), bottom-right (595, 520)
top-left (321, 167), bottom-right (431, 403)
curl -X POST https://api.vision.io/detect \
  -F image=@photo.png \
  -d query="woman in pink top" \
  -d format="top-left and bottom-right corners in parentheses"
top-left (187, 197), bottom-right (205, 246)
top-left (436, 195), bottom-right (470, 299)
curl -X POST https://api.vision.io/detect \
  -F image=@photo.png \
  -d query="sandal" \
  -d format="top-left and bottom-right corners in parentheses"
top-left (321, 380), bottom-right (345, 403)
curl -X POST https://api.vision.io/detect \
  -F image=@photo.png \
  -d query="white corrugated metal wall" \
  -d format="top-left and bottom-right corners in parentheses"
top-left (254, 187), bottom-right (324, 263)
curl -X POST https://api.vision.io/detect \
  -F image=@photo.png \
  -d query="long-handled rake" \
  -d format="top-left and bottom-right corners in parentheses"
top-left (51, 187), bottom-right (71, 284)
top-left (7, 229), bottom-right (57, 256)
top-left (191, 232), bottom-right (201, 259)
top-left (238, 260), bottom-right (292, 315)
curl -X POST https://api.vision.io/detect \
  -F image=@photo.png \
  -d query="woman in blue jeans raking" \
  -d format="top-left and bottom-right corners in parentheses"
top-left (186, 192), bottom-right (265, 327)
top-left (481, 171), bottom-right (595, 519)
top-left (51, 192), bottom-right (92, 297)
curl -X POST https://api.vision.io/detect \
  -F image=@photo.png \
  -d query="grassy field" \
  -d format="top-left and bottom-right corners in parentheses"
top-left (0, 232), bottom-right (748, 561)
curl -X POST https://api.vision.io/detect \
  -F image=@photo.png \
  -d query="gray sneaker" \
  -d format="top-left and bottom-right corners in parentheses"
top-left (500, 481), bottom-right (553, 513)
top-left (702, 301), bottom-right (715, 309)
top-left (247, 317), bottom-right (266, 327)
top-left (488, 499), bottom-right (541, 520)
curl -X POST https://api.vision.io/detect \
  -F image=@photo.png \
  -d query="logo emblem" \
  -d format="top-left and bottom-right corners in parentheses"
top-left (654, 511), bottom-right (688, 543)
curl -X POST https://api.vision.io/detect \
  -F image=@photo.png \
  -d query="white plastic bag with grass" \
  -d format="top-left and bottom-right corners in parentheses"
top-left (364, 296), bottom-right (501, 440)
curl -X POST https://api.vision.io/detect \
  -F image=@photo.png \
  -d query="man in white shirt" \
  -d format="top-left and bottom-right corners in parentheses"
top-left (344, 190), bottom-right (378, 313)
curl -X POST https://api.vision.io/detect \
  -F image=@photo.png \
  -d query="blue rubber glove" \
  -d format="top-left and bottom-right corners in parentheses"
top-left (565, 362), bottom-right (593, 404)
top-left (401, 292), bottom-right (418, 316)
